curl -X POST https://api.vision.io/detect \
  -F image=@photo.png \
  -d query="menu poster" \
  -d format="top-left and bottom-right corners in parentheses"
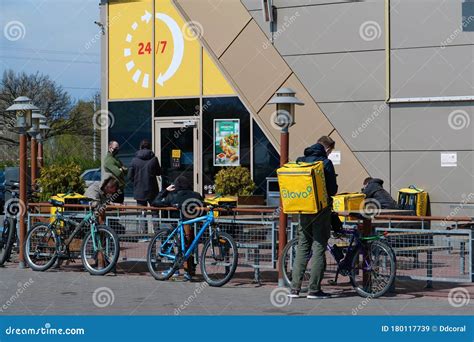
top-left (213, 119), bottom-right (240, 166)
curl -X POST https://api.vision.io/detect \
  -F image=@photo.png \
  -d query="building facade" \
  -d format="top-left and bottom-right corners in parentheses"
top-left (101, 0), bottom-right (474, 216)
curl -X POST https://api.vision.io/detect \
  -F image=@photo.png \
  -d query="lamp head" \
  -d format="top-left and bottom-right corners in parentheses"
top-left (6, 96), bottom-right (39, 132)
top-left (267, 88), bottom-right (304, 128)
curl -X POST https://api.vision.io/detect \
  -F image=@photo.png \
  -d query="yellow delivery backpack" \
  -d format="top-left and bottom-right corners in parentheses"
top-left (277, 161), bottom-right (328, 214)
top-left (332, 193), bottom-right (366, 216)
top-left (204, 195), bottom-right (237, 217)
top-left (397, 185), bottom-right (429, 216)
top-left (50, 193), bottom-right (89, 225)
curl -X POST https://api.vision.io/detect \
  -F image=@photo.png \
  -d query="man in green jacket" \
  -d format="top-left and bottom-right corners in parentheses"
top-left (103, 141), bottom-right (127, 203)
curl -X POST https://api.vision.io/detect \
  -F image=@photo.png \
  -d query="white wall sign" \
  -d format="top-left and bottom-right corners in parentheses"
top-left (329, 151), bottom-right (341, 165)
top-left (441, 152), bottom-right (457, 167)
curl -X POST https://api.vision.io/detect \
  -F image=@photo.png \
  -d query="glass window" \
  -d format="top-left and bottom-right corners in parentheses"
top-left (202, 97), bottom-right (250, 195)
top-left (159, 125), bottom-right (195, 189)
top-left (252, 120), bottom-right (280, 195)
top-left (108, 100), bottom-right (152, 197)
top-left (154, 98), bottom-right (200, 117)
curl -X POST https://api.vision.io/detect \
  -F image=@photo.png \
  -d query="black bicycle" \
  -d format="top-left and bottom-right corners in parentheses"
top-left (281, 226), bottom-right (396, 298)
top-left (0, 182), bottom-right (38, 266)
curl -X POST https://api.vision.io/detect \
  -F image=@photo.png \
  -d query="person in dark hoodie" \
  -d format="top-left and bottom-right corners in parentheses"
top-left (362, 177), bottom-right (398, 209)
top-left (128, 139), bottom-right (162, 206)
top-left (288, 136), bottom-right (338, 300)
top-left (152, 176), bottom-right (204, 281)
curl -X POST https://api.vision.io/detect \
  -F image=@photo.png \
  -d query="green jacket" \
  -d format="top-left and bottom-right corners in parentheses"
top-left (104, 152), bottom-right (126, 187)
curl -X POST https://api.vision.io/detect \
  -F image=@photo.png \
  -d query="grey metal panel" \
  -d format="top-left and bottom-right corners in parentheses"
top-left (391, 0), bottom-right (474, 49)
top-left (391, 45), bottom-right (474, 98)
top-left (431, 202), bottom-right (474, 219)
top-left (354, 151), bottom-right (390, 184)
top-left (249, 9), bottom-right (272, 39)
top-left (320, 101), bottom-right (389, 151)
top-left (272, 2), bottom-right (385, 55)
top-left (391, 103), bottom-right (474, 151)
top-left (242, 0), bottom-right (381, 10)
top-left (274, 0), bottom-right (384, 7)
top-left (241, 0), bottom-right (263, 11)
top-left (285, 50), bottom-right (386, 102)
top-left (390, 151), bottom-right (474, 204)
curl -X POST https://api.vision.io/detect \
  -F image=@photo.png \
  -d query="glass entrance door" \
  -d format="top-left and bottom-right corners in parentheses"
top-left (154, 119), bottom-right (199, 191)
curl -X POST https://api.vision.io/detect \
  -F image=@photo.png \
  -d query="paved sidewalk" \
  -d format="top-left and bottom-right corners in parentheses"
top-left (0, 264), bottom-right (472, 316)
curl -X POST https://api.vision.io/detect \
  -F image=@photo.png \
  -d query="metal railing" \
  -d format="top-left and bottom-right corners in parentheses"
top-left (289, 220), bottom-right (473, 284)
top-left (375, 227), bottom-right (472, 283)
top-left (103, 210), bottom-right (277, 282)
top-left (26, 203), bottom-right (474, 285)
top-left (26, 206), bottom-right (277, 283)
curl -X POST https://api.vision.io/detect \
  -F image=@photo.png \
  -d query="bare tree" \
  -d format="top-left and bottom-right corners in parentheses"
top-left (0, 69), bottom-right (72, 147)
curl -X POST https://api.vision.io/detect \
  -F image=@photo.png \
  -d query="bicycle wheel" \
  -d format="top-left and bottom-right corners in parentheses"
top-left (349, 240), bottom-right (396, 298)
top-left (25, 224), bottom-right (58, 271)
top-left (81, 225), bottom-right (120, 276)
top-left (0, 218), bottom-right (15, 265)
top-left (200, 231), bottom-right (238, 287)
top-left (280, 238), bottom-right (311, 292)
top-left (147, 229), bottom-right (179, 281)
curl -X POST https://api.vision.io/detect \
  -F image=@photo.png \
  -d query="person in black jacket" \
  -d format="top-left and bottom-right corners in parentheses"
top-left (289, 136), bottom-right (338, 300)
top-left (128, 139), bottom-right (162, 206)
top-left (152, 176), bottom-right (204, 281)
top-left (362, 177), bottom-right (398, 209)
top-left (152, 176), bottom-right (203, 212)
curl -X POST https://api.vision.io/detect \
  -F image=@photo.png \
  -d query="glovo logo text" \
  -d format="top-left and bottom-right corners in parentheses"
top-left (282, 186), bottom-right (313, 199)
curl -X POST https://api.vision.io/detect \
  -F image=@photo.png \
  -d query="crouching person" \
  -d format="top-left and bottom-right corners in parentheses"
top-left (362, 177), bottom-right (398, 210)
top-left (84, 173), bottom-right (124, 237)
top-left (84, 173), bottom-right (122, 210)
top-left (152, 176), bottom-right (204, 281)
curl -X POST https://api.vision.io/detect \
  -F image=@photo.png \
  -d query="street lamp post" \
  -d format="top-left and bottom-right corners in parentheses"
top-left (6, 96), bottom-right (38, 268)
top-left (37, 118), bottom-right (50, 169)
top-left (267, 88), bottom-right (304, 286)
top-left (28, 110), bottom-right (46, 185)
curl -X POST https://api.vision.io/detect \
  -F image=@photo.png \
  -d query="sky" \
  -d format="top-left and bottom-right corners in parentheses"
top-left (0, 0), bottom-right (101, 101)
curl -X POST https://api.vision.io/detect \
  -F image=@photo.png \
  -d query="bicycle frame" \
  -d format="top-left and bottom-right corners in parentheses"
top-left (48, 209), bottom-right (99, 251)
top-left (327, 228), bottom-right (386, 272)
top-left (159, 209), bottom-right (215, 261)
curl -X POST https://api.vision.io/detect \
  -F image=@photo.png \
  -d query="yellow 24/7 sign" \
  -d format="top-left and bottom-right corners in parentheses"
top-left (108, 0), bottom-right (200, 99)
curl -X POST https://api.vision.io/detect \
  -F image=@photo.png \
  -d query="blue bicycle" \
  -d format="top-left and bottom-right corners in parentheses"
top-left (146, 204), bottom-right (238, 287)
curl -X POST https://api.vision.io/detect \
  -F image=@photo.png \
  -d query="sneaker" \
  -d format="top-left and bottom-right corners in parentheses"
top-left (287, 289), bottom-right (300, 298)
top-left (307, 290), bottom-right (331, 299)
top-left (161, 269), bottom-right (180, 277)
top-left (183, 272), bottom-right (193, 282)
